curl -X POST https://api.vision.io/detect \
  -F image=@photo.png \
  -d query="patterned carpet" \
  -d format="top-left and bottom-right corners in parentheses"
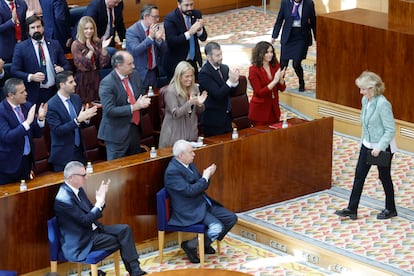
top-left (74, 7), bottom-right (414, 276)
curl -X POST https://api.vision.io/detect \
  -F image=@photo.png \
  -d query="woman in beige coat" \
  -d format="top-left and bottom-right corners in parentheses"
top-left (159, 61), bottom-right (207, 148)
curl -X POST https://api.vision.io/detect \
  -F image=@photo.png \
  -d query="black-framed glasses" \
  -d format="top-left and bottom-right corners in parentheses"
top-left (149, 15), bottom-right (160, 19)
top-left (71, 173), bottom-right (87, 178)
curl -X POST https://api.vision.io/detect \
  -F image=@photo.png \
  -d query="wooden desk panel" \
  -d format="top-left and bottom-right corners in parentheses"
top-left (0, 117), bottom-right (333, 274)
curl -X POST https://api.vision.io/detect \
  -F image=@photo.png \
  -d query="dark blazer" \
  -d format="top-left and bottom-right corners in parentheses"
top-left (126, 20), bottom-right (167, 82)
top-left (40, 0), bottom-right (71, 52)
top-left (163, 8), bottom-right (207, 74)
top-left (164, 158), bottom-right (221, 227)
top-left (10, 38), bottom-right (70, 104)
top-left (55, 183), bottom-right (104, 262)
top-left (46, 93), bottom-right (84, 167)
top-left (85, 0), bottom-right (125, 42)
top-left (98, 69), bottom-right (144, 144)
top-left (0, 0), bottom-right (28, 62)
top-left (272, 0), bottom-right (316, 46)
top-left (198, 62), bottom-right (237, 133)
top-left (0, 100), bottom-right (41, 177)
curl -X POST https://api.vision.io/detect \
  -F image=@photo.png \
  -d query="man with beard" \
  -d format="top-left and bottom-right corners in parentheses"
top-left (198, 42), bottom-right (240, 137)
top-left (11, 15), bottom-right (70, 106)
top-left (46, 71), bottom-right (98, 172)
top-left (163, 0), bottom-right (207, 82)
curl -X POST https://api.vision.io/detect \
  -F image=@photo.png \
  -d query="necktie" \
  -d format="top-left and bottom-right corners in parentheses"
top-left (66, 99), bottom-right (81, 147)
top-left (37, 41), bottom-right (48, 84)
top-left (9, 1), bottom-right (22, 41)
top-left (15, 106), bottom-right (31, 155)
top-left (185, 15), bottom-right (195, 60)
top-left (217, 67), bottom-right (223, 80)
top-left (291, 1), bottom-right (301, 21)
top-left (146, 29), bottom-right (153, 70)
top-left (122, 78), bottom-right (140, 125)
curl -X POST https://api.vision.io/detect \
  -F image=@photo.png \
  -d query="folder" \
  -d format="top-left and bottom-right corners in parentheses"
top-left (366, 150), bottom-right (392, 167)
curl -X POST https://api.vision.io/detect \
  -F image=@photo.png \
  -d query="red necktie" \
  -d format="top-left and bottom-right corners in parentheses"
top-left (9, 1), bottom-right (22, 41)
top-left (122, 78), bottom-right (140, 125)
top-left (146, 29), bottom-right (153, 70)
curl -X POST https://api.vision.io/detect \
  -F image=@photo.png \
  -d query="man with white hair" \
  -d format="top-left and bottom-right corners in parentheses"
top-left (164, 139), bottom-right (237, 263)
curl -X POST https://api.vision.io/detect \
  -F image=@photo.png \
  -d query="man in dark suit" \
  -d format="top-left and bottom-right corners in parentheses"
top-left (40, 0), bottom-right (72, 53)
top-left (85, 0), bottom-right (125, 47)
top-left (126, 4), bottom-right (167, 89)
top-left (46, 71), bottom-right (97, 172)
top-left (55, 161), bottom-right (147, 275)
top-left (0, 78), bottom-right (47, 185)
top-left (11, 15), bottom-right (71, 106)
top-left (0, 0), bottom-right (28, 63)
top-left (163, 0), bottom-right (207, 81)
top-left (271, 0), bottom-right (316, 92)
top-left (198, 42), bottom-right (240, 137)
top-left (98, 51), bottom-right (151, 160)
top-left (164, 139), bottom-right (237, 263)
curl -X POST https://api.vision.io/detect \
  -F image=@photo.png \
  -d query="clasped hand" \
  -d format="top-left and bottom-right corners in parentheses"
top-left (133, 95), bottom-right (151, 110)
top-left (202, 163), bottom-right (217, 181)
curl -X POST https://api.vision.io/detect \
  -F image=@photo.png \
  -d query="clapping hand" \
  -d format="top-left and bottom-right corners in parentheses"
top-left (37, 103), bottom-right (48, 121)
top-left (202, 163), bottom-right (217, 181)
top-left (95, 179), bottom-right (110, 207)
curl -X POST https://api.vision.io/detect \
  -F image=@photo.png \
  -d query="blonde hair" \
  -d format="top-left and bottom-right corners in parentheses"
top-left (355, 71), bottom-right (385, 96)
top-left (169, 61), bottom-right (195, 100)
top-left (76, 16), bottom-right (99, 44)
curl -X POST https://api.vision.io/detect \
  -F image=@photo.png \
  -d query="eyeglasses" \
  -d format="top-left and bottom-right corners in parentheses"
top-left (149, 15), bottom-right (160, 19)
top-left (71, 173), bottom-right (87, 178)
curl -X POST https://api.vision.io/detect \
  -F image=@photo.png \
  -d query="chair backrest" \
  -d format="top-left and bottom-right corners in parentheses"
top-left (140, 113), bottom-right (155, 148)
top-left (47, 217), bottom-right (66, 262)
top-left (81, 125), bottom-right (106, 163)
top-left (231, 75), bottom-right (251, 129)
top-left (33, 136), bottom-right (52, 175)
top-left (158, 85), bottom-right (169, 124)
top-left (156, 188), bottom-right (171, 231)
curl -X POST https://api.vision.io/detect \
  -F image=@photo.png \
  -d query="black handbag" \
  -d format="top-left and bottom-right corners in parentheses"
top-left (366, 150), bottom-right (392, 167)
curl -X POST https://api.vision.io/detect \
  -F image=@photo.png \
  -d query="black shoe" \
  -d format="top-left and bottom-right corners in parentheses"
top-left (138, 271), bottom-right (147, 276)
top-left (299, 86), bottom-right (305, 92)
top-left (377, 209), bottom-right (397, 220)
top-left (181, 241), bottom-right (200, 263)
top-left (204, 245), bottom-right (216, 254)
top-left (335, 208), bottom-right (357, 220)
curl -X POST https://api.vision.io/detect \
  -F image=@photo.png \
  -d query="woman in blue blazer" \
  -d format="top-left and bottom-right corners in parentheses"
top-left (336, 71), bottom-right (397, 220)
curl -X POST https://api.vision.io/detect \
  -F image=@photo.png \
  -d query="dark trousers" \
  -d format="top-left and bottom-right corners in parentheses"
top-left (105, 124), bottom-right (141, 161)
top-left (280, 59), bottom-right (304, 88)
top-left (348, 144), bottom-right (396, 212)
top-left (92, 224), bottom-right (140, 274)
top-left (53, 145), bottom-right (85, 172)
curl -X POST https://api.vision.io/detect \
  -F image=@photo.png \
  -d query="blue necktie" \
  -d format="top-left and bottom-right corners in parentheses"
top-left (188, 165), bottom-right (212, 206)
top-left (185, 15), bottom-right (195, 60)
top-left (15, 106), bottom-right (31, 155)
top-left (66, 99), bottom-right (80, 147)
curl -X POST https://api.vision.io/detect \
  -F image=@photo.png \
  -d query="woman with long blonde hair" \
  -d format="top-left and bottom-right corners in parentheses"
top-left (159, 61), bottom-right (207, 148)
top-left (71, 16), bottom-right (112, 103)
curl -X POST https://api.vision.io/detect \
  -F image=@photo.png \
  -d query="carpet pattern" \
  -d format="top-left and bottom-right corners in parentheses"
top-left (98, 234), bottom-right (334, 276)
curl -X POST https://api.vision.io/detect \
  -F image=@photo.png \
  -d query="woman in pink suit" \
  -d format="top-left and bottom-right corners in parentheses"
top-left (248, 41), bottom-right (286, 126)
top-left (71, 16), bottom-right (111, 103)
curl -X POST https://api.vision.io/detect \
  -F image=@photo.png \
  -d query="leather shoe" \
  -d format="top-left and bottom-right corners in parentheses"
top-left (335, 208), bottom-right (357, 220)
top-left (377, 209), bottom-right (397, 219)
top-left (204, 245), bottom-right (216, 254)
top-left (181, 241), bottom-right (200, 263)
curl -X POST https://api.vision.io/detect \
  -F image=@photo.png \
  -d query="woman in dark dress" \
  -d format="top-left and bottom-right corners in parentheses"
top-left (71, 16), bottom-right (111, 103)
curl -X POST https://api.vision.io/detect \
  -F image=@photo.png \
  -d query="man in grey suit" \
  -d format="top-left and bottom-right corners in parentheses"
top-left (98, 51), bottom-right (151, 160)
top-left (164, 139), bottom-right (237, 263)
top-left (126, 4), bottom-right (167, 89)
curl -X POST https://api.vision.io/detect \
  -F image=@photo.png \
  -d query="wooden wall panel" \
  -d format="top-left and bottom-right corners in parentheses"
top-left (316, 8), bottom-right (414, 123)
